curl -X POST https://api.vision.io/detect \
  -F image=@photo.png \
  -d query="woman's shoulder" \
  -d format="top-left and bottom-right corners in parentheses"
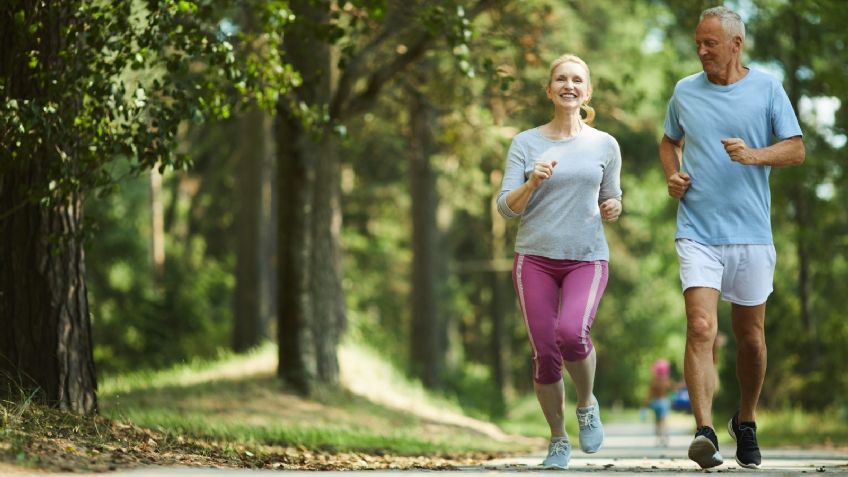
top-left (512, 127), bottom-right (540, 142)
top-left (582, 125), bottom-right (619, 146)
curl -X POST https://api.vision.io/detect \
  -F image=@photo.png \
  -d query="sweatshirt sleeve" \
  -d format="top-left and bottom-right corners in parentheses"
top-left (599, 135), bottom-right (622, 203)
top-left (496, 137), bottom-right (527, 219)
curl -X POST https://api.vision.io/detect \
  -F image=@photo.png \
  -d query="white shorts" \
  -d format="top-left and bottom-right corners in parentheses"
top-left (675, 238), bottom-right (776, 306)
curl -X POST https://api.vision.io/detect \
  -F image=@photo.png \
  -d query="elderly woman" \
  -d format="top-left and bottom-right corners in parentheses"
top-left (497, 53), bottom-right (622, 470)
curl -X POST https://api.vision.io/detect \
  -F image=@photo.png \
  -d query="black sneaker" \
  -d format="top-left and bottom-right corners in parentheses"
top-left (688, 425), bottom-right (724, 469)
top-left (728, 412), bottom-right (762, 469)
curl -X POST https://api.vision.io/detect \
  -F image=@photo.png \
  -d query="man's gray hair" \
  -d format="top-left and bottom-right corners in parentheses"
top-left (700, 6), bottom-right (746, 42)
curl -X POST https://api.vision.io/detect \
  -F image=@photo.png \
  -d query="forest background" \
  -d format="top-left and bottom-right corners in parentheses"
top-left (1, 0), bottom-right (846, 430)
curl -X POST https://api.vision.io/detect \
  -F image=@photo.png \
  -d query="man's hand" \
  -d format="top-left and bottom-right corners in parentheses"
top-left (667, 171), bottom-right (690, 199)
top-left (600, 198), bottom-right (622, 222)
top-left (722, 138), bottom-right (760, 165)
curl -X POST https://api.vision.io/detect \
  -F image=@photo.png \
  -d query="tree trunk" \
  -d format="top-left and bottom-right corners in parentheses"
top-left (150, 166), bottom-right (165, 281)
top-left (784, 4), bottom-right (814, 340)
top-left (407, 84), bottom-right (444, 389)
top-left (489, 170), bottom-right (510, 415)
top-left (233, 106), bottom-right (271, 352)
top-left (276, 0), bottom-right (344, 392)
top-left (0, 3), bottom-right (97, 414)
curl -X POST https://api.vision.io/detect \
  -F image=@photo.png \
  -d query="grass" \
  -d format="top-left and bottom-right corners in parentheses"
top-left (97, 342), bottom-right (531, 456)
top-left (757, 407), bottom-right (848, 448)
top-left (2, 343), bottom-right (536, 472)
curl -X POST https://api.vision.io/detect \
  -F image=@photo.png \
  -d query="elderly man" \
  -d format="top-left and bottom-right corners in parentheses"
top-left (659, 6), bottom-right (805, 470)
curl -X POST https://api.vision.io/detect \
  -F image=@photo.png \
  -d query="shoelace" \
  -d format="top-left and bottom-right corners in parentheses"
top-left (577, 409), bottom-right (596, 428)
top-left (549, 439), bottom-right (570, 456)
top-left (738, 426), bottom-right (759, 450)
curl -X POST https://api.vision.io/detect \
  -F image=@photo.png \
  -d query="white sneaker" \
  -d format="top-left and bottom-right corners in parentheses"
top-left (577, 398), bottom-right (604, 453)
top-left (541, 437), bottom-right (571, 470)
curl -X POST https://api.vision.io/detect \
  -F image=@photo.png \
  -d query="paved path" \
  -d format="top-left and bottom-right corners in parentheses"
top-left (479, 415), bottom-right (848, 474)
top-left (13, 415), bottom-right (848, 475)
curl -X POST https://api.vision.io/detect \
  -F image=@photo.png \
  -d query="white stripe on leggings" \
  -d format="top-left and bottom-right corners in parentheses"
top-left (580, 261), bottom-right (603, 354)
top-left (515, 254), bottom-right (540, 381)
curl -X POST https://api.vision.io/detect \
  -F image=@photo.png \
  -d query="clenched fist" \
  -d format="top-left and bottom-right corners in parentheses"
top-left (722, 138), bottom-right (760, 165)
top-left (667, 171), bottom-right (690, 199)
top-left (529, 160), bottom-right (558, 189)
top-left (600, 198), bottom-right (622, 222)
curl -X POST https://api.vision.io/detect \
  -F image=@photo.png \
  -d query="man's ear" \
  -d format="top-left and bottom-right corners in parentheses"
top-left (733, 35), bottom-right (743, 52)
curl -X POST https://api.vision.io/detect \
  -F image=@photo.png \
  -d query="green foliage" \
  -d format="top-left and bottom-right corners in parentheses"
top-left (86, 161), bottom-right (233, 375)
top-left (1, 0), bottom-right (294, 206)
top-left (8, 0), bottom-right (844, 419)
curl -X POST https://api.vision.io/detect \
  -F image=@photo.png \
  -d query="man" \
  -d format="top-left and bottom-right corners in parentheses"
top-left (659, 6), bottom-right (804, 470)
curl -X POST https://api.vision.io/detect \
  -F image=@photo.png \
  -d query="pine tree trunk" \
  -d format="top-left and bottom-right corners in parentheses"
top-left (276, 0), bottom-right (344, 391)
top-left (0, 1), bottom-right (97, 415)
top-left (233, 106), bottom-right (267, 352)
top-left (408, 85), bottom-right (444, 389)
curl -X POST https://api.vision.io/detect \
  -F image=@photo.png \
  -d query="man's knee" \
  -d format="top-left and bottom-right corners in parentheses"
top-left (736, 330), bottom-right (766, 353)
top-left (686, 308), bottom-right (717, 343)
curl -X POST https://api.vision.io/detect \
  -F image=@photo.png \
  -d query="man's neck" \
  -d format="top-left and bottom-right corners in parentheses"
top-left (707, 61), bottom-right (748, 85)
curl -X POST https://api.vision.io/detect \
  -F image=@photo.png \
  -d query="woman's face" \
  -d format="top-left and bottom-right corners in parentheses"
top-left (546, 61), bottom-right (591, 111)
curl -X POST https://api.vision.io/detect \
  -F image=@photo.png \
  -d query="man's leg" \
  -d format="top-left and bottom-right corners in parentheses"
top-left (730, 303), bottom-right (767, 423)
top-left (684, 286), bottom-right (724, 468)
top-left (683, 287), bottom-right (721, 428)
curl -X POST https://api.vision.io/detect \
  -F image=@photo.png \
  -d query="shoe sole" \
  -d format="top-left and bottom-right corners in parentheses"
top-left (728, 418), bottom-right (762, 469)
top-left (541, 464), bottom-right (569, 470)
top-left (688, 436), bottom-right (723, 469)
top-left (735, 456), bottom-right (761, 469)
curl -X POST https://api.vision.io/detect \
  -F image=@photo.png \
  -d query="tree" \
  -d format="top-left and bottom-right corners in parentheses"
top-left (0, 0), bottom-right (289, 413)
top-left (406, 75), bottom-right (445, 389)
top-left (275, 0), bottom-right (503, 392)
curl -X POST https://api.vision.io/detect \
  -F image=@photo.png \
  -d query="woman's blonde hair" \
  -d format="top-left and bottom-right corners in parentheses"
top-left (548, 53), bottom-right (595, 124)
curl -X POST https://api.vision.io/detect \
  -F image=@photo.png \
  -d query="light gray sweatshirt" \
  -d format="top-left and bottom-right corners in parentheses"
top-left (497, 125), bottom-right (622, 261)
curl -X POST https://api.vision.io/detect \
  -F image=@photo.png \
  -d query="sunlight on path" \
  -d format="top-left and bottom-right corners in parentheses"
top-left (338, 344), bottom-right (529, 442)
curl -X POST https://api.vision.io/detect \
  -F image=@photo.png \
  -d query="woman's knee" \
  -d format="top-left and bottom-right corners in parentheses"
top-left (533, 351), bottom-right (564, 384)
top-left (560, 337), bottom-right (593, 362)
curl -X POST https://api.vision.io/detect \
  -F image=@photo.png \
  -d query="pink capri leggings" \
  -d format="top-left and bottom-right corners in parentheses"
top-left (512, 254), bottom-right (609, 385)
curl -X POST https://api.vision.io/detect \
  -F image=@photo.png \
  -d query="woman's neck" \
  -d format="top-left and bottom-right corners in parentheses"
top-left (542, 111), bottom-right (583, 140)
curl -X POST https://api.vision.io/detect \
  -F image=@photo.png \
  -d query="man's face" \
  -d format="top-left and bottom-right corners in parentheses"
top-left (695, 17), bottom-right (740, 76)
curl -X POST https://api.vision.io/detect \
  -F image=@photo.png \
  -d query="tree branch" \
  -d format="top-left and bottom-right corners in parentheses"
top-left (332, 0), bottom-right (508, 120)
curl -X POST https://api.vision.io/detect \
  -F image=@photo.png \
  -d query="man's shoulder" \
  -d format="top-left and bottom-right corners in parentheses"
top-left (673, 71), bottom-right (705, 93)
top-left (744, 67), bottom-right (785, 91)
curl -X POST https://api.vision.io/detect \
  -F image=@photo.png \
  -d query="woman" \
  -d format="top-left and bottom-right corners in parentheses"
top-left (645, 359), bottom-right (674, 447)
top-left (497, 53), bottom-right (622, 470)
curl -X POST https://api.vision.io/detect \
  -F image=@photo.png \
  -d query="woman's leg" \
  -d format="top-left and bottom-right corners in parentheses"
top-left (559, 261), bottom-right (608, 407)
top-left (512, 254), bottom-right (568, 437)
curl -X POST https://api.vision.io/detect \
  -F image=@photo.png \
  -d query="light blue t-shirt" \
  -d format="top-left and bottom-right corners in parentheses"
top-left (663, 68), bottom-right (802, 245)
top-left (497, 125), bottom-right (622, 261)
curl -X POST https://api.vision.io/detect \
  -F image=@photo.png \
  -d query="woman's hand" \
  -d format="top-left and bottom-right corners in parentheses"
top-left (600, 198), bottom-right (622, 222)
top-left (528, 160), bottom-right (558, 189)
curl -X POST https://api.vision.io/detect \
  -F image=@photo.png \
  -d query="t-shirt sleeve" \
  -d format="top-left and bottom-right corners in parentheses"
top-left (770, 81), bottom-right (803, 140)
top-left (599, 136), bottom-right (623, 203)
top-left (496, 137), bottom-right (527, 219)
top-left (663, 92), bottom-right (684, 141)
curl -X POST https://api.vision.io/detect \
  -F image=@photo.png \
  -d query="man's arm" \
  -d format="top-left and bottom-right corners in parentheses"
top-left (721, 136), bottom-right (805, 167)
top-left (659, 134), bottom-right (690, 199)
